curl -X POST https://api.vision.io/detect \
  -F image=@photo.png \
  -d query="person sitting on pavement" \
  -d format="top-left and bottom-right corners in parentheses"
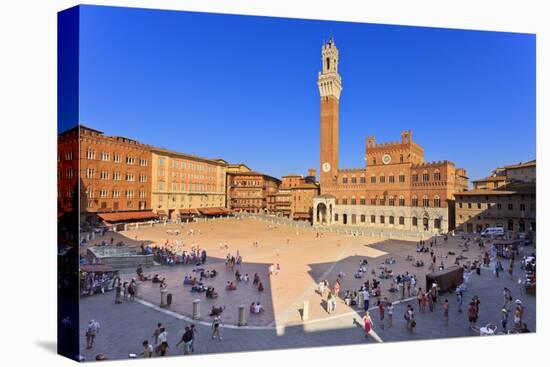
top-left (206, 286), bottom-right (218, 299)
top-left (253, 302), bottom-right (264, 314)
top-left (226, 281), bottom-right (237, 291)
top-left (258, 282), bottom-right (264, 292)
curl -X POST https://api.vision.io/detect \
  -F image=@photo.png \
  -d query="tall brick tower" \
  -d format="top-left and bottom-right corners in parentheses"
top-left (317, 37), bottom-right (342, 189)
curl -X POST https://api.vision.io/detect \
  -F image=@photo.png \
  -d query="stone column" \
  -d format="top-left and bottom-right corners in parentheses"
top-left (124, 224), bottom-right (128, 231)
top-left (358, 291), bottom-right (365, 309)
top-left (238, 304), bottom-right (246, 326)
top-left (192, 299), bottom-right (201, 319)
top-left (302, 301), bottom-right (309, 321)
top-left (160, 289), bottom-right (168, 308)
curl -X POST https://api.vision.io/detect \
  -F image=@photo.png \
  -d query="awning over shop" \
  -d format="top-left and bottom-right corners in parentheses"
top-left (179, 209), bottom-right (200, 216)
top-left (98, 211), bottom-right (159, 223)
top-left (198, 207), bottom-right (232, 216)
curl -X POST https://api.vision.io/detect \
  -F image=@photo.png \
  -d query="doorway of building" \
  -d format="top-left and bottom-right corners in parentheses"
top-left (423, 217), bottom-right (429, 231)
top-left (317, 203), bottom-right (327, 224)
top-left (343, 214), bottom-right (348, 225)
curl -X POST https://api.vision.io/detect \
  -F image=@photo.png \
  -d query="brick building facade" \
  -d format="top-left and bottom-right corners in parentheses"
top-left (227, 172), bottom-right (281, 213)
top-left (313, 38), bottom-right (468, 233)
top-left (58, 126), bottom-right (79, 215)
top-left (77, 126), bottom-right (154, 224)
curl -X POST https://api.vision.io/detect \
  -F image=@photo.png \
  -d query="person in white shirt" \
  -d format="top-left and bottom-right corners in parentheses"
top-left (86, 320), bottom-right (100, 349)
top-left (362, 288), bottom-right (370, 312)
top-left (254, 302), bottom-right (263, 314)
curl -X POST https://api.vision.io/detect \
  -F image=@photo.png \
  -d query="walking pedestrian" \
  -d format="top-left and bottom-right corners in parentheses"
top-left (363, 311), bottom-right (373, 340)
top-left (501, 308), bottom-right (509, 332)
top-left (85, 319), bottom-right (100, 349)
top-left (139, 340), bottom-right (153, 358)
top-left (364, 288), bottom-right (370, 312)
top-left (456, 290), bottom-right (463, 313)
top-left (211, 316), bottom-right (222, 340)
top-left (378, 300), bottom-right (385, 329)
top-left (387, 301), bottom-right (394, 327)
top-left (468, 302), bottom-right (477, 329)
top-left (176, 326), bottom-right (194, 355)
top-left (443, 299), bottom-right (449, 326)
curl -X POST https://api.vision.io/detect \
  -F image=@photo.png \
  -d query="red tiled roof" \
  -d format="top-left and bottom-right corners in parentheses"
top-left (98, 211), bottom-right (159, 222)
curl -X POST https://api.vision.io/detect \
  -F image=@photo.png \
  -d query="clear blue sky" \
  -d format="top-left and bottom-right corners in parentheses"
top-left (76, 5), bottom-right (535, 182)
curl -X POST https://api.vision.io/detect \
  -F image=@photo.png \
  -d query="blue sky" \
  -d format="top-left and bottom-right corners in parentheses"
top-left (75, 5), bottom-right (535, 181)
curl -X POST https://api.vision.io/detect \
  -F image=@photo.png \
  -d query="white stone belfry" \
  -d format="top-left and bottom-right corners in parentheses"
top-left (317, 37), bottom-right (342, 99)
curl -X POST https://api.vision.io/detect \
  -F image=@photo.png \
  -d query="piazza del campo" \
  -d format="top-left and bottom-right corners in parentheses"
top-left (59, 38), bottom-right (536, 361)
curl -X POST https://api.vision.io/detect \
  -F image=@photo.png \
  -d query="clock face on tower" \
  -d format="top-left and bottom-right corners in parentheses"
top-left (322, 162), bottom-right (331, 173)
top-left (382, 154), bottom-right (392, 165)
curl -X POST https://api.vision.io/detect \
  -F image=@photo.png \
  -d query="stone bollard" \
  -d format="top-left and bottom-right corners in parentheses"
top-left (238, 304), bottom-right (247, 326)
top-left (164, 221), bottom-right (167, 227)
top-left (302, 300), bottom-right (309, 321)
top-left (136, 223), bottom-right (139, 230)
top-left (358, 291), bottom-right (365, 309)
top-left (124, 224), bottom-right (128, 231)
top-left (192, 299), bottom-right (201, 319)
top-left (160, 289), bottom-right (168, 308)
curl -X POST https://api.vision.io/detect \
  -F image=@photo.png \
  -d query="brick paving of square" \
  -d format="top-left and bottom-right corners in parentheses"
top-left (79, 217), bottom-right (536, 361)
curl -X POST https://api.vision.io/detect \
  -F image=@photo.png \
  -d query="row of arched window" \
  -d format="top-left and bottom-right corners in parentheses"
top-left (335, 195), bottom-right (442, 208)
top-left (333, 213), bottom-right (442, 229)
top-left (341, 171), bottom-right (441, 185)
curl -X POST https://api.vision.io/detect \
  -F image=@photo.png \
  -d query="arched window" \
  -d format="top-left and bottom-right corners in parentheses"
top-left (399, 216), bottom-right (405, 225)
top-left (389, 174), bottom-right (395, 183)
top-left (370, 215), bottom-right (376, 223)
top-left (360, 196), bottom-right (366, 205)
top-left (412, 195), bottom-right (418, 207)
top-left (380, 215), bottom-right (385, 224)
top-left (399, 173), bottom-right (405, 183)
top-left (389, 216), bottom-right (395, 224)
top-left (370, 174), bottom-right (376, 183)
top-left (351, 176), bottom-right (357, 184)
top-left (379, 174), bottom-right (385, 184)
top-left (434, 195), bottom-right (441, 208)
top-left (434, 218), bottom-right (442, 229)
top-left (422, 171), bottom-right (429, 182)
top-left (360, 175), bottom-right (366, 184)
top-left (342, 196), bottom-right (348, 205)
top-left (423, 195), bottom-right (430, 207)
top-left (412, 217), bottom-right (418, 226)
top-left (351, 196), bottom-right (357, 205)
top-left (399, 196), bottom-right (405, 206)
top-left (342, 176), bottom-right (348, 184)
top-left (370, 196), bottom-right (376, 205)
top-left (433, 170), bottom-right (441, 181)
top-left (400, 154), bottom-right (404, 163)
top-left (389, 196), bottom-right (395, 206)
